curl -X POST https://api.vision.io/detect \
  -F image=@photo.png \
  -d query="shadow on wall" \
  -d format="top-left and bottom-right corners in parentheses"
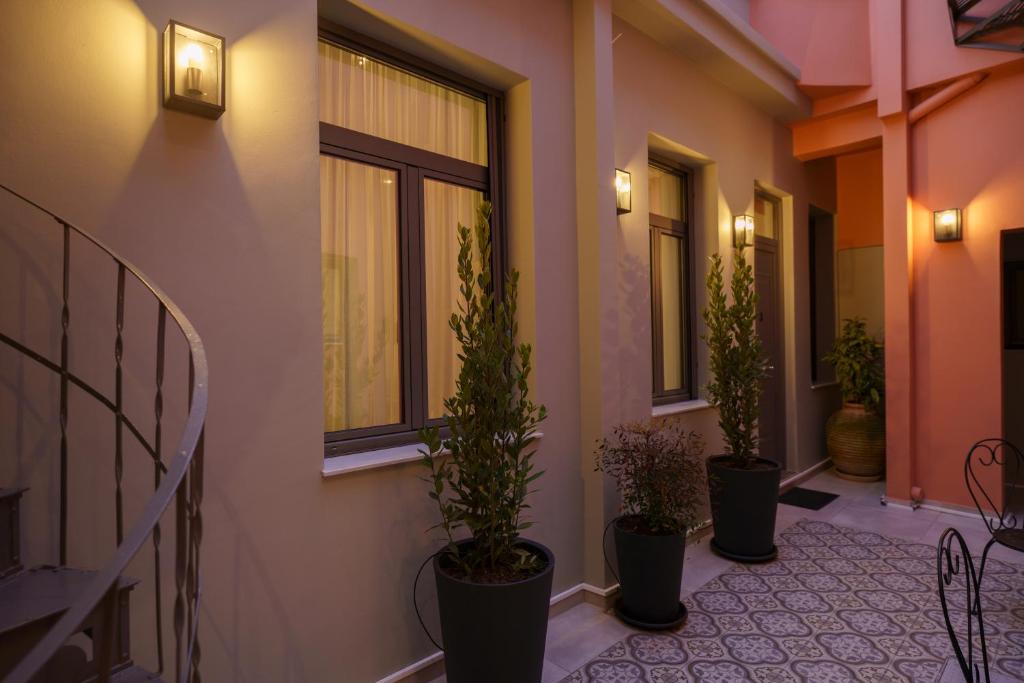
top-left (0, 203), bottom-right (62, 566)
top-left (836, 246), bottom-right (884, 339)
top-left (617, 244), bottom-right (653, 418)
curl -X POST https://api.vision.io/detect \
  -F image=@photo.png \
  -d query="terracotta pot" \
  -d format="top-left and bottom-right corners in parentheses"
top-left (826, 402), bottom-right (886, 481)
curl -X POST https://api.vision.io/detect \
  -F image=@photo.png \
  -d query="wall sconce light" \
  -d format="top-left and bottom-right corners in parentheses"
top-left (163, 20), bottom-right (225, 119)
top-left (733, 214), bottom-right (754, 248)
top-left (933, 208), bottom-right (962, 242)
top-left (615, 169), bottom-right (631, 215)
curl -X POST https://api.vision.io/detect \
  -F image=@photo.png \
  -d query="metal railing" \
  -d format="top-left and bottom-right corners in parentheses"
top-left (0, 183), bottom-right (207, 683)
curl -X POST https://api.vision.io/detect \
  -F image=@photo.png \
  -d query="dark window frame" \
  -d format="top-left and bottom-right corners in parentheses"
top-left (318, 22), bottom-right (506, 457)
top-left (649, 157), bottom-right (696, 405)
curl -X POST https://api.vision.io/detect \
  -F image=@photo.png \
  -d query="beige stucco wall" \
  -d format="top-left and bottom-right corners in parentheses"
top-left (0, 1), bottom-right (837, 681)
top-left (0, 0), bottom-right (583, 681)
top-left (611, 17), bottom-right (839, 474)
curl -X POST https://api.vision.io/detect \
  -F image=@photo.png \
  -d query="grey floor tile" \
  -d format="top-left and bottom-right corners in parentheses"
top-left (543, 609), bottom-right (633, 673)
top-left (429, 659), bottom-right (571, 683)
top-left (541, 660), bottom-right (570, 683)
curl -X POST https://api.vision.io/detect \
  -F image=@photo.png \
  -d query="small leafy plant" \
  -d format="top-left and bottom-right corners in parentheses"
top-left (826, 317), bottom-right (884, 413)
top-left (421, 202), bottom-right (548, 582)
top-left (595, 421), bottom-right (706, 535)
top-left (702, 249), bottom-right (769, 468)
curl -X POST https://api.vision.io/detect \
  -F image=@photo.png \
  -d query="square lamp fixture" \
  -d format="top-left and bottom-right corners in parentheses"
top-left (933, 208), bottom-right (962, 242)
top-left (163, 20), bottom-right (225, 119)
top-left (615, 169), bottom-right (632, 214)
top-left (733, 214), bottom-right (754, 248)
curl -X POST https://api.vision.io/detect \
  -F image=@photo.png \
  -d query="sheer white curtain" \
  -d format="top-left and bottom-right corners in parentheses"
top-left (424, 180), bottom-right (483, 418)
top-left (318, 41), bottom-right (487, 165)
top-left (659, 233), bottom-right (685, 391)
top-left (321, 156), bottom-right (401, 432)
top-left (319, 39), bottom-right (491, 430)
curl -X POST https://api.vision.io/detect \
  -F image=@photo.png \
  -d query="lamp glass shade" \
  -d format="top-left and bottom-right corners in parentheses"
top-left (733, 214), bottom-right (754, 248)
top-left (933, 208), bottom-right (962, 242)
top-left (615, 169), bottom-right (631, 214)
top-left (163, 21), bottom-right (225, 118)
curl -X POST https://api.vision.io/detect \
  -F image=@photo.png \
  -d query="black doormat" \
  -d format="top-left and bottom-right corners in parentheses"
top-left (779, 487), bottom-right (839, 510)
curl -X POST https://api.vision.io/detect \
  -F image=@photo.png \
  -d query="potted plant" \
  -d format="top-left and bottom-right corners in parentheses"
top-left (702, 249), bottom-right (777, 562)
top-left (419, 202), bottom-right (550, 683)
top-left (824, 317), bottom-right (885, 481)
top-left (595, 421), bottom-right (705, 629)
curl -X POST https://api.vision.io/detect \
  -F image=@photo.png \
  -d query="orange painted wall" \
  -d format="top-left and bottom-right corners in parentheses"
top-left (836, 148), bottom-right (883, 250)
top-left (909, 68), bottom-right (1024, 507)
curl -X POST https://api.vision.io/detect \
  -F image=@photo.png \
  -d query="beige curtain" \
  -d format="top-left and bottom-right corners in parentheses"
top-left (424, 179), bottom-right (483, 418)
top-left (755, 194), bottom-right (778, 239)
top-left (648, 165), bottom-right (683, 220)
top-left (321, 155), bottom-right (401, 432)
top-left (319, 39), bottom-right (491, 430)
top-left (658, 233), bottom-right (685, 391)
top-left (318, 41), bottom-right (487, 165)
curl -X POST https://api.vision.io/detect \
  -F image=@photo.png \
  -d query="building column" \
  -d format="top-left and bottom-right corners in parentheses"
top-left (573, 0), bottom-right (620, 587)
top-left (881, 114), bottom-right (915, 501)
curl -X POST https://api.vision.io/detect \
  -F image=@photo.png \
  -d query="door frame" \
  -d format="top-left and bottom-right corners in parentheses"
top-left (754, 190), bottom-right (788, 470)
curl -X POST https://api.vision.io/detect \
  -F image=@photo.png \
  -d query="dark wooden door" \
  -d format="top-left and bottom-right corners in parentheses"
top-left (755, 238), bottom-right (786, 467)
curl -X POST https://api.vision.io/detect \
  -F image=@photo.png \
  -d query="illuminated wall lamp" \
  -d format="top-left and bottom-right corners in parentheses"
top-left (163, 20), bottom-right (225, 119)
top-left (733, 214), bottom-right (754, 249)
top-left (933, 208), bottom-right (962, 242)
top-left (615, 169), bottom-right (632, 215)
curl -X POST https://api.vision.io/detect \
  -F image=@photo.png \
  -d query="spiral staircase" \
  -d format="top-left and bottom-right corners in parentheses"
top-left (948, 0), bottom-right (1024, 51)
top-left (0, 185), bottom-right (206, 683)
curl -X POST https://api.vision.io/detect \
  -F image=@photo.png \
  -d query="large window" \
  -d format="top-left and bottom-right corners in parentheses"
top-left (649, 160), bottom-right (694, 404)
top-left (318, 26), bottom-right (503, 456)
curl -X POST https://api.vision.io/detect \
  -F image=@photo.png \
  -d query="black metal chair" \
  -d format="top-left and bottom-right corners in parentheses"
top-left (938, 438), bottom-right (1024, 682)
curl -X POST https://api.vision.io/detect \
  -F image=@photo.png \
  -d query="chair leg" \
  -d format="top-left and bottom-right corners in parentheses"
top-left (937, 528), bottom-right (992, 683)
top-left (974, 537), bottom-right (996, 682)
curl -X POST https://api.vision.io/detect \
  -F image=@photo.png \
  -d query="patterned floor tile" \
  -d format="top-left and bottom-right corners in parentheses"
top-left (559, 519), bottom-right (1024, 683)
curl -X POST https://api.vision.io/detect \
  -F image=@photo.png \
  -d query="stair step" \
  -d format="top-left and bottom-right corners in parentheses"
top-left (109, 664), bottom-right (165, 682)
top-left (0, 566), bottom-right (137, 636)
top-left (0, 487), bottom-right (26, 579)
top-left (0, 566), bottom-right (139, 681)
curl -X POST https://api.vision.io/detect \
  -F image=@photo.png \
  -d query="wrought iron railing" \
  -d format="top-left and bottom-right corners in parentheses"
top-left (948, 0), bottom-right (1024, 51)
top-left (0, 183), bottom-right (207, 683)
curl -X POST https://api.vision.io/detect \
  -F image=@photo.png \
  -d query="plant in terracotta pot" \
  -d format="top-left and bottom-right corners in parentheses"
top-left (418, 202), bottom-right (550, 683)
top-left (824, 317), bottom-right (885, 481)
top-left (595, 421), bottom-right (705, 629)
top-left (702, 248), bottom-right (777, 562)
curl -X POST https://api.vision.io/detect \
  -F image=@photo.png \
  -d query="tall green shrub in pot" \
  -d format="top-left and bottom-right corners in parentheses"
top-left (702, 249), bottom-right (779, 562)
top-left (824, 318), bottom-right (885, 481)
top-left (595, 421), bottom-right (705, 629)
top-left (418, 202), bottom-right (551, 683)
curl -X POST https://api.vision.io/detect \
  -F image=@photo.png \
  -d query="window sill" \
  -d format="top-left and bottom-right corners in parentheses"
top-left (651, 399), bottom-right (711, 418)
top-left (321, 432), bottom-right (545, 479)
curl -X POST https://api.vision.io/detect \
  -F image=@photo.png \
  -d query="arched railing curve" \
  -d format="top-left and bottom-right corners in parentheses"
top-left (0, 183), bottom-right (207, 683)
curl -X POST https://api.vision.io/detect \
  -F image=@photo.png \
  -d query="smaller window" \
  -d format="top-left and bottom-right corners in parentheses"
top-left (649, 160), bottom-right (694, 404)
top-left (755, 191), bottom-right (779, 240)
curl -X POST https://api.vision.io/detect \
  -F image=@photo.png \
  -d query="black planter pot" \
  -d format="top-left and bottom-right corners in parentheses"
top-left (612, 516), bottom-right (687, 629)
top-left (707, 455), bottom-right (781, 562)
top-left (434, 539), bottom-right (554, 683)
